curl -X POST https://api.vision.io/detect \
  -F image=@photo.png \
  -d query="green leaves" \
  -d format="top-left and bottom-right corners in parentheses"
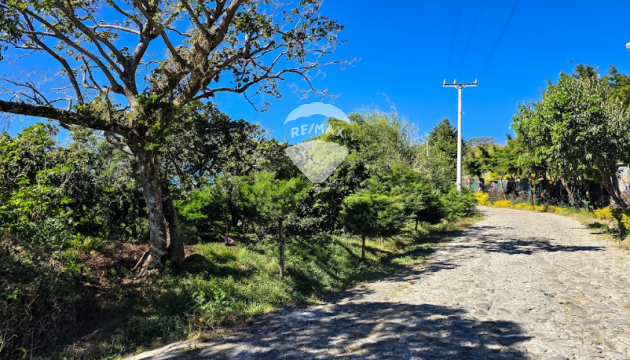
top-left (243, 172), bottom-right (309, 222)
top-left (339, 184), bottom-right (406, 239)
top-left (440, 186), bottom-right (476, 222)
top-left (513, 63), bottom-right (630, 207)
top-left (0, 123), bottom-right (143, 250)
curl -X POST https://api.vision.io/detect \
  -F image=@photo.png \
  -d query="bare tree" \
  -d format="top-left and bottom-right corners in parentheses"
top-left (0, 0), bottom-right (345, 273)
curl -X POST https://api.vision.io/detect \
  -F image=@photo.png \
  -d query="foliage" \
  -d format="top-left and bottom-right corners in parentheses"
top-left (475, 192), bottom-right (489, 205)
top-left (493, 200), bottom-right (513, 208)
top-left (440, 187), bottom-right (477, 221)
top-left (339, 188), bottom-right (406, 260)
top-left (0, 107), bottom-right (480, 358)
top-left (242, 172), bottom-right (309, 279)
top-left (0, 124), bottom-right (144, 248)
top-left (424, 118), bottom-right (459, 191)
top-left (0, 0), bottom-right (347, 270)
top-left (593, 207), bottom-right (614, 220)
top-left (546, 205), bottom-right (560, 213)
top-left (71, 221), bottom-right (458, 359)
top-left (513, 64), bottom-right (630, 209)
top-left (0, 124), bottom-right (144, 356)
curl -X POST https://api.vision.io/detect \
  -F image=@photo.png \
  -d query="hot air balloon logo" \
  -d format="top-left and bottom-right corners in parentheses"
top-left (283, 102), bottom-right (350, 191)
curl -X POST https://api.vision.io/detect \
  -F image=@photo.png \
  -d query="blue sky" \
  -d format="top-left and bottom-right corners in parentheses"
top-left (5, 0), bottom-right (630, 143)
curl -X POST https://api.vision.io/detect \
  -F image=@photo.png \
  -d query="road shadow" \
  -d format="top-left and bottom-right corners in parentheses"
top-left (447, 226), bottom-right (605, 256)
top-left (179, 302), bottom-right (532, 359)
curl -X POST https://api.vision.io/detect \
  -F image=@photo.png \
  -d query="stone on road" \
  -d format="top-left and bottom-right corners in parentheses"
top-left (130, 207), bottom-right (630, 359)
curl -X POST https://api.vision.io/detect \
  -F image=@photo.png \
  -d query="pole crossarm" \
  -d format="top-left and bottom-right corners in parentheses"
top-left (443, 79), bottom-right (479, 88)
top-left (443, 79), bottom-right (478, 192)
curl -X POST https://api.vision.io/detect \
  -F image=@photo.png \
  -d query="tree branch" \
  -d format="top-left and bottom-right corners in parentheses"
top-left (105, 132), bottom-right (134, 155)
top-left (21, 8), bottom-right (125, 94)
top-left (0, 100), bottom-right (128, 134)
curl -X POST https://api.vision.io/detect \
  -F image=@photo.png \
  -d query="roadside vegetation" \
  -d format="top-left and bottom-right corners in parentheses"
top-left (0, 2), bottom-right (473, 358)
top-left (466, 64), bottom-right (630, 246)
top-left (0, 110), bottom-right (478, 359)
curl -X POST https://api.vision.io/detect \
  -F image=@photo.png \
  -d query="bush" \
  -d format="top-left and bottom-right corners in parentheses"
top-left (492, 200), bottom-right (512, 208)
top-left (514, 203), bottom-right (532, 210)
top-left (474, 192), bottom-right (489, 205)
top-left (593, 207), bottom-right (614, 220)
top-left (0, 236), bottom-right (89, 356)
top-left (440, 187), bottom-right (476, 222)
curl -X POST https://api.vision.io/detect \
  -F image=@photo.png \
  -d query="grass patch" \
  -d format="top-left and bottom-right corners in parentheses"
top-left (57, 217), bottom-right (479, 359)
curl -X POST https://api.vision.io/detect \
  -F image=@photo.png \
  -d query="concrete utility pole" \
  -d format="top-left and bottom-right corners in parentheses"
top-left (443, 79), bottom-right (478, 192)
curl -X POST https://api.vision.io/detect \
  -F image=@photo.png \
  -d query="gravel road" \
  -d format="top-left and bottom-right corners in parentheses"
top-left (129, 207), bottom-right (630, 359)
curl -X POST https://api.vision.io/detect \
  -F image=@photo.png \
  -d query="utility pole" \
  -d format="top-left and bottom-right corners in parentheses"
top-left (443, 79), bottom-right (477, 192)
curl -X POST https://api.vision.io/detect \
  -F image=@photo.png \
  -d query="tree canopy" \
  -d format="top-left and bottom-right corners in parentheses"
top-left (0, 0), bottom-right (346, 271)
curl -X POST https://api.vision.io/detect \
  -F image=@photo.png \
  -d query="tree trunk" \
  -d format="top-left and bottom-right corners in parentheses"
top-left (542, 175), bottom-right (550, 200)
top-left (415, 218), bottom-right (419, 233)
top-left (595, 156), bottom-right (627, 210)
top-left (528, 176), bottom-right (536, 206)
top-left (361, 234), bottom-right (366, 261)
top-left (560, 178), bottom-right (576, 207)
top-left (163, 194), bottom-right (185, 264)
top-left (582, 179), bottom-right (593, 211)
top-left (278, 219), bottom-right (285, 280)
top-left (134, 147), bottom-right (169, 273)
top-left (380, 236), bottom-right (383, 246)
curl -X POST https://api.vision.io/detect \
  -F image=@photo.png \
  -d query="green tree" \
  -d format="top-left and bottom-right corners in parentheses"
top-left (440, 187), bottom-right (476, 222)
top-left (368, 164), bottom-right (441, 232)
top-left (513, 64), bottom-right (630, 209)
top-left (243, 172), bottom-right (308, 279)
top-left (340, 188), bottom-right (405, 260)
top-left (0, 123), bottom-right (144, 248)
top-left (464, 143), bottom-right (493, 189)
top-left (425, 118), bottom-right (459, 191)
top-left (0, 0), bottom-right (345, 272)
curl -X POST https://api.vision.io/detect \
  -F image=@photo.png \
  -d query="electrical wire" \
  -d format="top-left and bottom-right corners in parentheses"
top-left (478, 0), bottom-right (520, 80)
top-left (468, 0), bottom-right (520, 106)
top-left (445, 0), bottom-right (463, 80)
top-left (455, 0), bottom-right (486, 78)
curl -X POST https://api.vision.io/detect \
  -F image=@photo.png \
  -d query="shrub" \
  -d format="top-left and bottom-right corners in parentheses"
top-left (620, 214), bottom-right (630, 234)
top-left (440, 187), bottom-right (476, 222)
top-left (474, 192), bottom-right (489, 205)
top-left (492, 200), bottom-right (512, 208)
top-left (593, 207), bottom-right (614, 220)
top-left (515, 203), bottom-right (533, 210)
top-left (0, 236), bottom-right (88, 356)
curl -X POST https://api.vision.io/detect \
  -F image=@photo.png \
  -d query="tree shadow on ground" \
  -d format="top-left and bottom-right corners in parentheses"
top-left (181, 253), bottom-right (252, 278)
top-left (447, 226), bottom-right (605, 256)
top-left (164, 300), bottom-right (531, 359)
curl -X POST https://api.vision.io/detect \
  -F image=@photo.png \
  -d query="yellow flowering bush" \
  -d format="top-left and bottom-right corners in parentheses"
top-left (621, 214), bottom-right (630, 231)
top-left (492, 200), bottom-right (512, 208)
top-left (593, 207), bottom-right (613, 220)
top-left (475, 192), bottom-right (489, 205)
top-left (515, 203), bottom-right (533, 210)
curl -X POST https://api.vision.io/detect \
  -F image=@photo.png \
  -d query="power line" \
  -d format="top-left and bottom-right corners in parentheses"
top-left (455, 0), bottom-right (486, 78)
top-left (478, 0), bottom-right (520, 81)
top-left (468, 0), bottom-right (520, 106)
top-left (445, 0), bottom-right (463, 80)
